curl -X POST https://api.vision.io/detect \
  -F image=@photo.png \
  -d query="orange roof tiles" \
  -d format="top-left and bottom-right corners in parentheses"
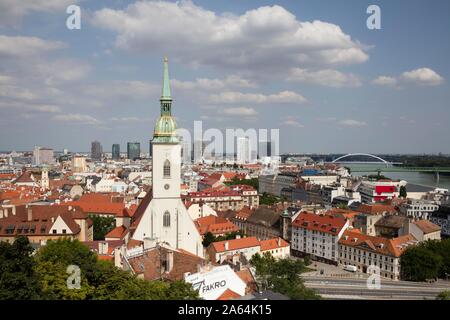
top-left (292, 211), bottom-right (348, 235)
top-left (357, 203), bottom-right (397, 215)
top-left (195, 216), bottom-right (239, 236)
top-left (217, 289), bottom-right (241, 300)
top-left (105, 225), bottom-right (129, 239)
top-left (260, 237), bottom-right (289, 251)
top-left (210, 236), bottom-right (260, 253)
top-left (412, 220), bottom-right (441, 234)
top-left (339, 230), bottom-right (418, 257)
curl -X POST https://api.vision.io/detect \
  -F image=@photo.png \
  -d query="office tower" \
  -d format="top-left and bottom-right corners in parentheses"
top-left (181, 139), bottom-right (191, 164)
top-left (193, 140), bottom-right (203, 163)
top-left (127, 142), bottom-right (141, 160)
top-left (32, 146), bottom-right (55, 165)
top-left (236, 137), bottom-right (251, 164)
top-left (91, 141), bottom-right (103, 161)
top-left (258, 140), bottom-right (272, 158)
top-left (112, 144), bottom-right (120, 160)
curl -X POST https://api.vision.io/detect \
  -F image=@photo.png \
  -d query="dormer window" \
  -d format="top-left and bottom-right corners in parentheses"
top-left (163, 159), bottom-right (171, 178)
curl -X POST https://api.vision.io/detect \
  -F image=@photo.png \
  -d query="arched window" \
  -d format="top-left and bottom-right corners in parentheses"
top-left (163, 159), bottom-right (170, 178)
top-left (163, 211), bottom-right (170, 227)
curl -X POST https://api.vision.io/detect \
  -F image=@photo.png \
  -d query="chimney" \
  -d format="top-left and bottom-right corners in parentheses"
top-left (27, 206), bottom-right (32, 221)
top-left (166, 251), bottom-right (174, 273)
top-left (278, 238), bottom-right (281, 246)
top-left (224, 241), bottom-right (229, 251)
top-left (98, 242), bottom-right (109, 255)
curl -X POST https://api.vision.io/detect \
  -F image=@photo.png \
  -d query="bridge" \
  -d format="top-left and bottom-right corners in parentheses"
top-left (331, 153), bottom-right (401, 166)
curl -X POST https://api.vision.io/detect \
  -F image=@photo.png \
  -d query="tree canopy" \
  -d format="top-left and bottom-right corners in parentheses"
top-left (250, 252), bottom-right (320, 300)
top-left (0, 237), bottom-right (200, 300)
top-left (400, 239), bottom-right (450, 281)
top-left (89, 215), bottom-right (116, 240)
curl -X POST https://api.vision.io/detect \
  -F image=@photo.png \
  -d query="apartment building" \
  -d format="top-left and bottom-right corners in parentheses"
top-left (291, 212), bottom-right (349, 265)
top-left (338, 230), bottom-right (418, 280)
top-left (399, 199), bottom-right (439, 220)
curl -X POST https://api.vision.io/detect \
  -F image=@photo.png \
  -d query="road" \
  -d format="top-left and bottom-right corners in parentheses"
top-left (302, 275), bottom-right (450, 300)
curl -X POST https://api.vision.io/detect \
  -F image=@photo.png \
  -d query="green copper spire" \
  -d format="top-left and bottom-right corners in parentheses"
top-left (161, 56), bottom-right (172, 100)
top-left (153, 57), bottom-right (179, 144)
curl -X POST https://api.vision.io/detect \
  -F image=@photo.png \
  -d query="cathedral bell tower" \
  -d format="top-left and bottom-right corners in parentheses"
top-left (151, 57), bottom-right (181, 199)
top-left (132, 57), bottom-right (204, 258)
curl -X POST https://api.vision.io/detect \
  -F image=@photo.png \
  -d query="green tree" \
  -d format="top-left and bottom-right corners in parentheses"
top-left (89, 215), bottom-right (116, 240)
top-left (400, 245), bottom-right (442, 281)
top-left (0, 236), bottom-right (42, 299)
top-left (35, 261), bottom-right (93, 300)
top-left (250, 252), bottom-right (320, 300)
top-left (202, 232), bottom-right (216, 247)
top-left (437, 290), bottom-right (450, 300)
top-left (399, 185), bottom-right (407, 198)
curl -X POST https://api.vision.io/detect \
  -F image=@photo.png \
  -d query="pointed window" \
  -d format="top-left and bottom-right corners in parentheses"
top-left (163, 159), bottom-right (171, 178)
top-left (163, 211), bottom-right (170, 227)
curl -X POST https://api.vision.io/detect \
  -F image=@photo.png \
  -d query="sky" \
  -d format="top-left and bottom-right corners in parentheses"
top-left (0, 0), bottom-right (449, 154)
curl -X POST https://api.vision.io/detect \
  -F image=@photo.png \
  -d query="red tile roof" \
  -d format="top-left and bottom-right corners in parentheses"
top-left (339, 230), bottom-right (418, 257)
top-left (210, 236), bottom-right (260, 253)
top-left (260, 237), bottom-right (289, 251)
top-left (292, 212), bottom-right (348, 235)
top-left (195, 216), bottom-right (239, 235)
top-left (105, 225), bottom-right (129, 239)
top-left (217, 289), bottom-right (241, 300)
top-left (413, 220), bottom-right (441, 234)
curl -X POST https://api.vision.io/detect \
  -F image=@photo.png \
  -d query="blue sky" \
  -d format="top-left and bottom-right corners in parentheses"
top-left (0, 0), bottom-right (449, 154)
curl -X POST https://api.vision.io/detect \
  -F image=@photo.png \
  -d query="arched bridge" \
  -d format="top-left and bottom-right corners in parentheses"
top-left (331, 153), bottom-right (392, 164)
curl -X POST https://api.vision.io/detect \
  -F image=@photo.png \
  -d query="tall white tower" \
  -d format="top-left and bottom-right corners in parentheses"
top-left (41, 166), bottom-right (49, 190)
top-left (132, 58), bottom-right (204, 258)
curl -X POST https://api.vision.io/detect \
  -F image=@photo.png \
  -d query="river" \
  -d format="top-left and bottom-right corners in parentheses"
top-left (345, 164), bottom-right (450, 190)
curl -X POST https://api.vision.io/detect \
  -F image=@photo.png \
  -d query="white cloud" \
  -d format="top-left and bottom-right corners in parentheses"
top-left (0, 35), bottom-right (65, 57)
top-left (93, 1), bottom-right (368, 75)
top-left (172, 75), bottom-right (257, 91)
top-left (34, 59), bottom-right (91, 84)
top-left (288, 68), bottom-right (361, 87)
top-left (281, 116), bottom-right (304, 128)
top-left (221, 107), bottom-right (258, 116)
top-left (208, 90), bottom-right (306, 104)
top-left (373, 68), bottom-right (444, 87)
top-left (0, 0), bottom-right (78, 27)
top-left (401, 68), bottom-right (444, 86)
top-left (372, 76), bottom-right (397, 87)
top-left (338, 119), bottom-right (367, 127)
top-left (53, 113), bottom-right (101, 125)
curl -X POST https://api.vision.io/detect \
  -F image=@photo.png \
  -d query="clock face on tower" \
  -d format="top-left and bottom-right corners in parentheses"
top-left (164, 184), bottom-right (170, 190)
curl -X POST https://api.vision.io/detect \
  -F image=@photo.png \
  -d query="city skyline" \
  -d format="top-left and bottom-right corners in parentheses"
top-left (1, 0), bottom-right (449, 154)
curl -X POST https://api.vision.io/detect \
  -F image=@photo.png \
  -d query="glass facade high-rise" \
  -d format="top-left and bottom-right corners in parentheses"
top-left (112, 144), bottom-right (120, 160)
top-left (91, 141), bottom-right (103, 161)
top-left (127, 142), bottom-right (141, 160)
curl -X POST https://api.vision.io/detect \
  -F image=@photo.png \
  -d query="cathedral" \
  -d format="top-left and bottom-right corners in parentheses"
top-left (131, 58), bottom-right (204, 258)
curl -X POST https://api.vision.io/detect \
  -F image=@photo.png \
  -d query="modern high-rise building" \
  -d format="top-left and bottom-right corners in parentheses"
top-left (32, 146), bottom-right (55, 165)
top-left (127, 142), bottom-right (141, 160)
top-left (258, 140), bottom-right (272, 158)
top-left (91, 141), bottom-right (103, 161)
top-left (112, 144), bottom-right (120, 160)
top-left (193, 140), bottom-right (203, 163)
top-left (236, 137), bottom-right (251, 164)
top-left (181, 139), bottom-right (191, 164)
